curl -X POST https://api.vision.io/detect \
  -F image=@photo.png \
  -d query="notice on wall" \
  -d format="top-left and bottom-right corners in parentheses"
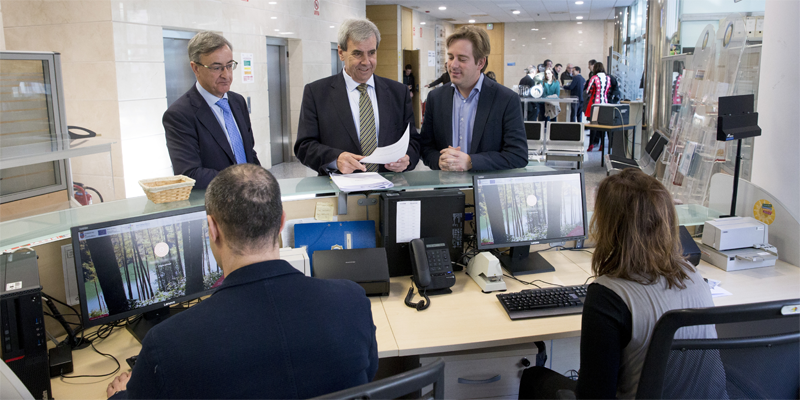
top-left (241, 53), bottom-right (254, 83)
top-left (428, 50), bottom-right (435, 67)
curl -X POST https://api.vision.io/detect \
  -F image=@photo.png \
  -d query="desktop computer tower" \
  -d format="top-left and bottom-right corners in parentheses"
top-left (1, 251), bottom-right (52, 399)
top-left (380, 190), bottom-right (465, 277)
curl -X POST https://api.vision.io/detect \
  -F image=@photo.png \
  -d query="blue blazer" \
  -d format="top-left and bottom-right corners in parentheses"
top-left (419, 77), bottom-right (528, 171)
top-left (164, 85), bottom-right (260, 189)
top-left (564, 75), bottom-right (586, 102)
top-left (294, 72), bottom-right (421, 175)
top-left (117, 260), bottom-right (378, 399)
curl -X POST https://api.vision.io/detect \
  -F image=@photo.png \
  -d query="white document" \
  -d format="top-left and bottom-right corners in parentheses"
top-left (359, 124), bottom-right (410, 164)
top-left (330, 172), bottom-right (393, 192)
top-left (396, 201), bottom-right (421, 243)
top-left (428, 50), bottom-right (436, 66)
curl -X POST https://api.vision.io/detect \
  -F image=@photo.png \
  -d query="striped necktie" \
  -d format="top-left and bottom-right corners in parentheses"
top-left (356, 83), bottom-right (378, 172)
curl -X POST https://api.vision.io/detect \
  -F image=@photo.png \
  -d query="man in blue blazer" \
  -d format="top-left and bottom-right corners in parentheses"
top-left (164, 32), bottom-right (260, 189)
top-left (420, 26), bottom-right (527, 171)
top-left (294, 19), bottom-right (421, 175)
top-left (106, 164), bottom-right (378, 399)
top-left (563, 66), bottom-right (586, 123)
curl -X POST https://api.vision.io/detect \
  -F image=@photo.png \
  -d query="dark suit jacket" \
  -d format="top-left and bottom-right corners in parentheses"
top-left (117, 260), bottom-right (378, 399)
top-left (564, 74), bottom-right (586, 101)
top-left (164, 85), bottom-right (260, 189)
top-left (419, 77), bottom-right (528, 171)
top-left (294, 72), bottom-right (421, 175)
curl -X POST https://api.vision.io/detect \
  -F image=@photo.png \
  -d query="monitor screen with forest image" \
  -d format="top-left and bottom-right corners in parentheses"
top-left (474, 170), bottom-right (587, 249)
top-left (71, 206), bottom-right (220, 328)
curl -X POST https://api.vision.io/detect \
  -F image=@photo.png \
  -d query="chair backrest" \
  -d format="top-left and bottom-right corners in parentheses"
top-left (636, 299), bottom-right (800, 399)
top-left (312, 358), bottom-right (445, 400)
top-left (545, 122), bottom-right (584, 153)
top-left (525, 122), bottom-right (544, 154)
top-left (1, 361), bottom-right (34, 400)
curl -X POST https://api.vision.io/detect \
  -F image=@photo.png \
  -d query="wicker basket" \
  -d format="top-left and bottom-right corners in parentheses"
top-left (138, 175), bottom-right (196, 204)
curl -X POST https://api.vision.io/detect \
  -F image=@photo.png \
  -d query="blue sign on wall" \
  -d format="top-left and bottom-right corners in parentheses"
top-left (507, 62), bottom-right (516, 66)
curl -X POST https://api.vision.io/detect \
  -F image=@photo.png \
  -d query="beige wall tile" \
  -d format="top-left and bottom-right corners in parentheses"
top-left (110, 0), bottom-right (162, 25)
top-left (65, 99), bottom-right (122, 141)
top-left (1, 0), bottom-right (111, 27)
top-left (115, 61), bottom-right (166, 101)
top-left (113, 22), bottom-right (164, 62)
top-left (0, 4), bottom-right (5, 51)
top-left (118, 98), bottom-right (168, 141)
top-left (120, 134), bottom-right (172, 194)
top-left (3, 22), bottom-right (115, 63)
top-left (61, 61), bottom-right (118, 101)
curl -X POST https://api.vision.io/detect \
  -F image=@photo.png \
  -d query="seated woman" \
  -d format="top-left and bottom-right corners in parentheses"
top-left (520, 169), bottom-right (717, 399)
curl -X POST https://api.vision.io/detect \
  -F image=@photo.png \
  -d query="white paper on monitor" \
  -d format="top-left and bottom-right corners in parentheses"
top-left (395, 200), bottom-right (421, 243)
top-left (360, 124), bottom-right (410, 164)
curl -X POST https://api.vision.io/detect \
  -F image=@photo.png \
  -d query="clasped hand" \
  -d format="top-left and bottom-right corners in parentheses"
top-left (337, 152), bottom-right (410, 174)
top-left (438, 146), bottom-right (472, 171)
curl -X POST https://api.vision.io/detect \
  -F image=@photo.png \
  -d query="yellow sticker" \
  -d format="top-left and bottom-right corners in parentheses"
top-left (752, 199), bottom-right (775, 225)
top-left (314, 202), bottom-right (335, 222)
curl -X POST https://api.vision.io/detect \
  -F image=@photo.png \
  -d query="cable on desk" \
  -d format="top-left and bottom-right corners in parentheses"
top-left (59, 341), bottom-right (121, 380)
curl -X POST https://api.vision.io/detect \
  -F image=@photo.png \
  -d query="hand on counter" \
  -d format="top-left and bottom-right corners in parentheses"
top-left (438, 146), bottom-right (472, 171)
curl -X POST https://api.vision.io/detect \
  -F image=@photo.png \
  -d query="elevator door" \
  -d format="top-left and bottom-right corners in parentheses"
top-left (267, 39), bottom-right (290, 165)
top-left (163, 30), bottom-right (197, 107)
top-left (331, 42), bottom-right (344, 76)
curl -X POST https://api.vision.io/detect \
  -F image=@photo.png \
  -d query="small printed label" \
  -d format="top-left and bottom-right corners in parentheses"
top-left (781, 305), bottom-right (800, 315)
top-left (6, 281), bottom-right (22, 291)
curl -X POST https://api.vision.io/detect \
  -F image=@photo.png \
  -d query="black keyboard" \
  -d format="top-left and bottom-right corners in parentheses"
top-left (497, 285), bottom-right (588, 320)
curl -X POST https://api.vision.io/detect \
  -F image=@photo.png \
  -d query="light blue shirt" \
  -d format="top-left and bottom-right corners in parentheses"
top-left (327, 70), bottom-right (382, 171)
top-left (195, 82), bottom-right (243, 152)
top-left (451, 73), bottom-right (484, 153)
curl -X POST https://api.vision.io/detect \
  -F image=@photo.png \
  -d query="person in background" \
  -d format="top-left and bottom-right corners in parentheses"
top-left (585, 62), bottom-right (612, 152)
top-left (403, 64), bottom-right (415, 98)
top-left (163, 31), bottom-right (260, 190)
top-left (519, 68), bottom-right (536, 122)
top-left (485, 71), bottom-right (497, 81)
top-left (419, 26), bottom-right (527, 171)
top-left (553, 63), bottom-right (564, 82)
top-left (518, 169), bottom-right (717, 400)
top-left (537, 60), bottom-right (553, 121)
top-left (563, 66), bottom-right (586, 123)
top-left (543, 59), bottom-right (553, 71)
top-left (584, 59), bottom-right (597, 91)
top-left (294, 19), bottom-right (421, 175)
top-left (425, 69), bottom-right (450, 88)
top-left (541, 69), bottom-right (561, 124)
top-left (562, 63), bottom-right (574, 85)
top-left (106, 164), bottom-right (379, 400)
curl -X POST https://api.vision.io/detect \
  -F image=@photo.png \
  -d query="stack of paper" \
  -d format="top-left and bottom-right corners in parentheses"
top-left (330, 172), bottom-right (393, 192)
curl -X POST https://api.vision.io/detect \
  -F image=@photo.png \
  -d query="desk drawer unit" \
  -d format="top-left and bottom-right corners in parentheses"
top-left (420, 343), bottom-right (538, 399)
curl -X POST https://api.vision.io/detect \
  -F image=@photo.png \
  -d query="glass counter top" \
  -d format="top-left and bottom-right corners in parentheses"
top-left (0, 163), bottom-right (722, 250)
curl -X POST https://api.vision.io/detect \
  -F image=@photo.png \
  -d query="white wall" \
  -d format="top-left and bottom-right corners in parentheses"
top-left (752, 0), bottom-right (800, 221)
top-left (503, 20), bottom-right (614, 90)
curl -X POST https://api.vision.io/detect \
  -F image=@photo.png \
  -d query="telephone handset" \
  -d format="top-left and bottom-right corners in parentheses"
top-left (405, 237), bottom-right (455, 311)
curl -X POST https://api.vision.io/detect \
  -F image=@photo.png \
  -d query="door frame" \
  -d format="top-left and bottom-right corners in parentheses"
top-left (266, 37), bottom-right (292, 164)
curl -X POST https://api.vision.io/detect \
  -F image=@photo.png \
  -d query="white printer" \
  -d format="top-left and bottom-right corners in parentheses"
top-left (700, 217), bottom-right (778, 271)
top-left (279, 247), bottom-right (310, 276)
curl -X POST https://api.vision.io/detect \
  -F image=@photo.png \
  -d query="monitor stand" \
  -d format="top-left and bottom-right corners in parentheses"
top-left (498, 246), bottom-right (555, 276)
top-left (126, 306), bottom-right (186, 343)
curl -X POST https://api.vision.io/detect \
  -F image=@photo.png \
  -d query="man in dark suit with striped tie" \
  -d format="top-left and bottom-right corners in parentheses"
top-left (164, 31), bottom-right (260, 189)
top-left (294, 19), bottom-right (421, 175)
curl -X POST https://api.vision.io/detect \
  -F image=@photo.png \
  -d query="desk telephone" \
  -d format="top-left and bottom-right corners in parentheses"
top-left (405, 238), bottom-right (455, 310)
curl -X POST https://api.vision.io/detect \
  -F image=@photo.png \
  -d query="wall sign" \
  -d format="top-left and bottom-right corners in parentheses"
top-left (313, 0), bottom-right (320, 16)
top-left (242, 53), bottom-right (254, 83)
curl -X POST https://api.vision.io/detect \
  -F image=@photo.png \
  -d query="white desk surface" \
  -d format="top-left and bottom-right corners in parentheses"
top-left (49, 250), bottom-right (799, 399)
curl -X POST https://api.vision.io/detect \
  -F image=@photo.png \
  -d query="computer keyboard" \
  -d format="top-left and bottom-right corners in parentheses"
top-left (497, 285), bottom-right (588, 320)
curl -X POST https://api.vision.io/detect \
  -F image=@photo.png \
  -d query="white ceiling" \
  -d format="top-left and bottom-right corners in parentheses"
top-left (365, 0), bottom-right (635, 24)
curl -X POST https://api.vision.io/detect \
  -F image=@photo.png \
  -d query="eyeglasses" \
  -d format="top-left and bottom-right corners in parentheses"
top-left (198, 61), bottom-right (238, 74)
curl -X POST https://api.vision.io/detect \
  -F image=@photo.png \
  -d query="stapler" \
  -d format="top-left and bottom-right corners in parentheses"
top-left (467, 253), bottom-right (507, 293)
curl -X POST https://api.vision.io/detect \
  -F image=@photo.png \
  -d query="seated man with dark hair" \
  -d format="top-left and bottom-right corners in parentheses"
top-left (106, 164), bottom-right (378, 399)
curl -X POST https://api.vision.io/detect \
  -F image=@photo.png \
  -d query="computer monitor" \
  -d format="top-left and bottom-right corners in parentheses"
top-left (473, 170), bottom-right (588, 275)
top-left (524, 122), bottom-right (543, 141)
top-left (71, 205), bottom-right (219, 342)
top-left (547, 122), bottom-right (583, 142)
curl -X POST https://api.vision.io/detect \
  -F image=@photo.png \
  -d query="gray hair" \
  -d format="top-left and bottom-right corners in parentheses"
top-left (338, 19), bottom-right (381, 51)
top-left (188, 31), bottom-right (233, 63)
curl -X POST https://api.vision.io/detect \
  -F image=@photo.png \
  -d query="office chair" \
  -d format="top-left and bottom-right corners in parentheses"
top-left (312, 358), bottom-right (445, 400)
top-left (636, 298), bottom-right (800, 399)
